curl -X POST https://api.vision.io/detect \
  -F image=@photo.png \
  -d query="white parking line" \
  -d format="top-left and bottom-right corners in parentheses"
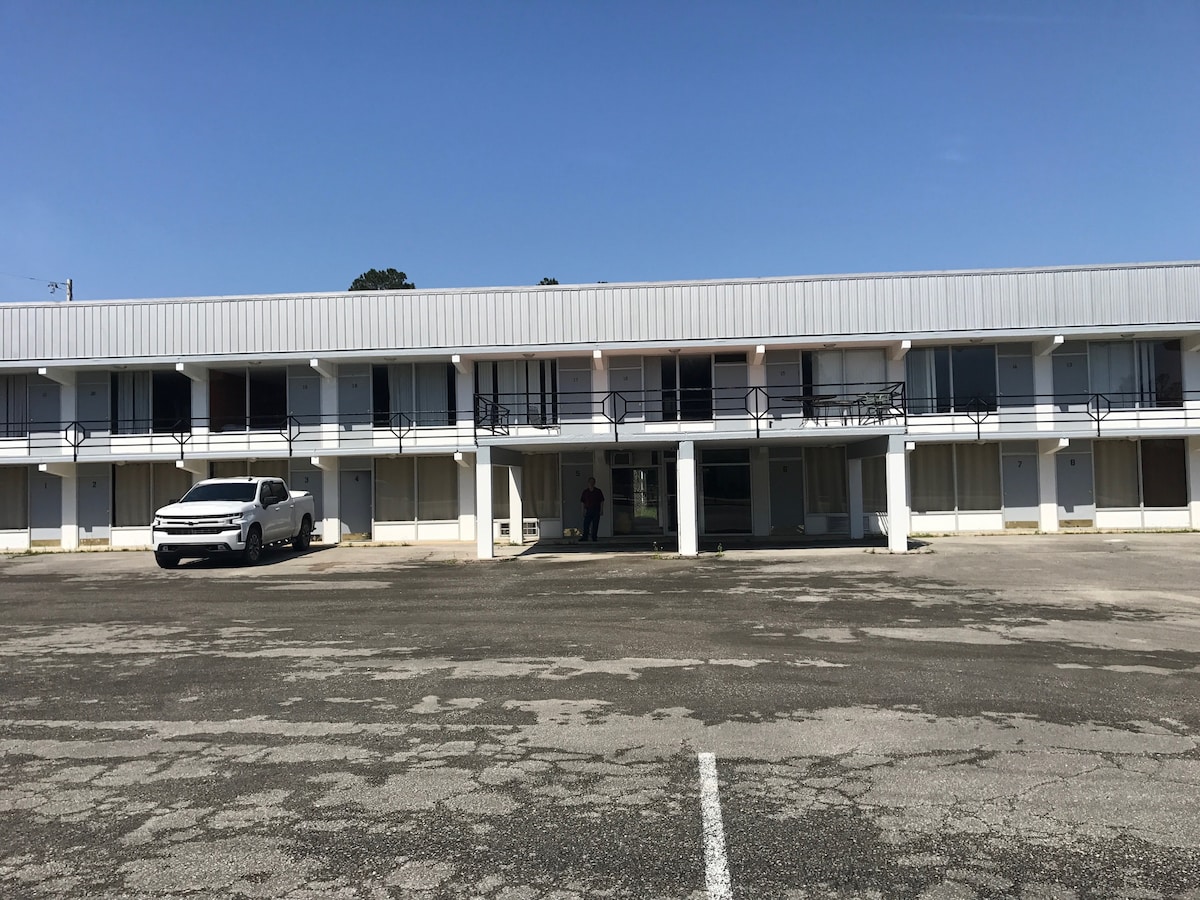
top-left (697, 752), bottom-right (733, 900)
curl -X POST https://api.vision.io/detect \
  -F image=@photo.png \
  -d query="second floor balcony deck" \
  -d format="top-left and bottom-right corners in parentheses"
top-left (1, 384), bottom-right (1199, 465)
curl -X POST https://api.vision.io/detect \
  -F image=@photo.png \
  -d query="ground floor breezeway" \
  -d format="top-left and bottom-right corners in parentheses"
top-left (1, 435), bottom-right (1198, 556)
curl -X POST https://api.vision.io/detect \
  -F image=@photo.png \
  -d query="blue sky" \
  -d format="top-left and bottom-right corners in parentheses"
top-left (1, 0), bottom-right (1197, 301)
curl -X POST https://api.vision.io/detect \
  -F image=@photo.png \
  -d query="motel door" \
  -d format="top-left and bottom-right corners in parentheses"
top-left (338, 469), bottom-right (372, 540)
top-left (1001, 452), bottom-right (1039, 528)
top-left (1056, 448), bottom-right (1095, 527)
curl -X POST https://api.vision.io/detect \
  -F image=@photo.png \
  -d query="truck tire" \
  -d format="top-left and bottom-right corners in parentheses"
top-left (242, 526), bottom-right (263, 565)
top-left (154, 551), bottom-right (180, 569)
top-left (292, 516), bottom-right (312, 552)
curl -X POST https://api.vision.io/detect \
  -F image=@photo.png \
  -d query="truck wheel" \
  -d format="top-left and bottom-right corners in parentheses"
top-left (242, 526), bottom-right (263, 565)
top-left (154, 552), bottom-right (180, 569)
top-left (292, 516), bottom-right (312, 552)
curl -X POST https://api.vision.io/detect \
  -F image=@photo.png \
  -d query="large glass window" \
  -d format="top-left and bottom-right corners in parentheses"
top-left (955, 443), bottom-right (1002, 510)
top-left (862, 456), bottom-right (887, 513)
top-left (1095, 438), bottom-right (1187, 508)
top-left (110, 371), bottom-right (192, 434)
top-left (373, 363), bottom-right (457, 427)
top-left (701, 448), bottom-right (751, 533)
top-left (0, 375), bottom-right (28, 438)
top-left (522, 453), bottom-right (561, 518)
top-left (475, 360), bottom-right (557, 426)
top-left (910, 444), bottom-right (955, 512)
top-left (114, 463), bottom-right (195, 526)
top-left (417, 457), bottom-right (459, 520)
top-left (209, 367), bottom-right (287, 432)
top-left (1094, 441), bottom-right (1139, 508)
top-left (1142, 439), bottom-right (1187, 506)
top-left (906, 346), bottom-right (997, 414)
top-left (375, 457), bottom-right (416, 521)
top-left (0, 466), bottom-right (29, 529)
top-left (1088, 340), bottom-right (1183, 409)
top-left (374, 456), bottom-right (459, 521)
top-left (804, 446), bottom-right (847, 515)
top-left (911, 443), bottom-right (1000, 512)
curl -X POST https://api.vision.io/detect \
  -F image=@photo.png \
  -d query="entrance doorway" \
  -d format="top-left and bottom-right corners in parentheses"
top-left (609, 451), bottom-right (677, 536)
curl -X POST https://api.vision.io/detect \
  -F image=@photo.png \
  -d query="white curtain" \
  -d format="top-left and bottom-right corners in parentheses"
top-left (910, 444), bottom-right (955, 512)
top-left (804, 446), bottom-right (847, 514)
top-left (955, 443), bottom-right (1001, 510)
top-left (375, 457), bottom-right (416, 521)
top-left (115, 372), bottom-right (152, 434)
top-left (417, 457), bottom-right (459, 520)
top-left (114, 464), bottom-right (153, 526)
top-left (1, 375), bottom-right (29, 437)
top-left (414, 363), bottom-right (447, 425)
top-left (521, 453), bottom-right (561, 517)
top-left (152, 464), bottom-right (193, 512)
top-left (1093, 440), bottom-right (1139, 508)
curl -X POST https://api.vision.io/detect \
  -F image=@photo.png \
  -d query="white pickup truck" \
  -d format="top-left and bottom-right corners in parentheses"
top-left (151, 476), bottom-right (316, 568)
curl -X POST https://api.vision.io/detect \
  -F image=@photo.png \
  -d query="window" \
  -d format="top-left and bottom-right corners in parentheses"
top-left (374, 456), bottom-right (459, 521)
top-left (906, 346), bottom-right (997, 414)
top-left (375, 457), bottom-right (416, 521)
top-left (475, 360), bottom-right (556, 426)
top-left (115, 463), bottom-right (194, 525)
top-left (1089, 340), bottom-right (1183, 409)
top-left (209, 367), bottom-right (288, 432)
top-left (911, 443), bottom-right (1001, 512)
top-left (805, 446), bottom-right (847, 515)
top-left (110, 370), bottom-right (192, 434)
top-left (862, 456), bottom-right (887, 513)
top-left (416, 457), bottom-right (459, 520)
top-left (373, 363), bottom-right (457, 428)
top-left (1094, 438), bottom-right (1187, 508)
top-left (0, 376), bottom-right (28, 437)
top-left (0, 466), bottom-right (29, 528)
top-left (522, 453), bottom-right (561, 518)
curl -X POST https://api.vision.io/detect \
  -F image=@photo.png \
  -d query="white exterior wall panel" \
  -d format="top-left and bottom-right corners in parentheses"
top-left (1, 262), bottom-right (1197, 366)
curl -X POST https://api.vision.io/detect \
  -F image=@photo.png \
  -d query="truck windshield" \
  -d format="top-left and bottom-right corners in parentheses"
top-left (180, 483), bottom-right (258, 503)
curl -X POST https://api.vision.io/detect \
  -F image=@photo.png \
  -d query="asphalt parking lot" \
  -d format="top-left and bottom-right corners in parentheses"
top-left (1, 534), bottom-right (1199, 900)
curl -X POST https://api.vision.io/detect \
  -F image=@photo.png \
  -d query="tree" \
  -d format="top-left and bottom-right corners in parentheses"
top-left (537, 277), bottom-right (559, 285)
top-left (349, 268), bottom-right (415, 291)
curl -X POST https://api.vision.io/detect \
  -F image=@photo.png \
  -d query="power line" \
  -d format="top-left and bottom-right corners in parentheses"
top-left (0, 271), bottom-right (73, 300)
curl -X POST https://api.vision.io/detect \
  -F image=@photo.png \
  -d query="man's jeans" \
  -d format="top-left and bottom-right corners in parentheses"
top-left (581, 509), bottom-right (601, 541)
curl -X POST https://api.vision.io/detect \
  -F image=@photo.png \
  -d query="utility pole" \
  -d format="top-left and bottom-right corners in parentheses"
top-left (67, 278), bottom-right (72, 302)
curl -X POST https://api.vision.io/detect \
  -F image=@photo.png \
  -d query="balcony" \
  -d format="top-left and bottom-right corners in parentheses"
top-left (1, 386), bottom-right (1198, 465)
top-left (473, 382), bottom-right (909, 442)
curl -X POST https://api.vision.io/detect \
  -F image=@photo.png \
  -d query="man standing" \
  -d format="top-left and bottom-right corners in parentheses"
top-left (579, 477), bottom-right (605, 542)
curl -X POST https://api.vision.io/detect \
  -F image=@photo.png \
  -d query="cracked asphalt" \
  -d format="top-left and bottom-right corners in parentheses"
top-left (1, 534), bottom-right (1199, 899)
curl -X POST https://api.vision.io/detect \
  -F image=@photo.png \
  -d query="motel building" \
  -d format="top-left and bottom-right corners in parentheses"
top-left (1, 260), bottom-right (1199, 559)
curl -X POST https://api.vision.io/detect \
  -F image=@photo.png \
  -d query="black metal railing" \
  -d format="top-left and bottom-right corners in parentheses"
top-left (1, 386), bottom-right (1197, 461)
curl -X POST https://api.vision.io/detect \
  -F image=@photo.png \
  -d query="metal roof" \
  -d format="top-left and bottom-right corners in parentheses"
top-left (2, 261), bottom-right (1198, 366)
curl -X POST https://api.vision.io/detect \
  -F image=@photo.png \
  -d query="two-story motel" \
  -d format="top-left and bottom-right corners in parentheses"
top-left (1, 260), bottom-right (1198, 559)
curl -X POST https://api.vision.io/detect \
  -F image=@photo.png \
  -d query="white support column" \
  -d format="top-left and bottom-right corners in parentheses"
top-left (476, 446), bottom-right (495, 559)
top-left (455, 452), bottom-right (475, 541)
top-left (183, 365), bottom-right (210, 440)
top-left (507, 464), bottom-right (523, 544)
top-left (848, 458), bottom-right (865, 540)
top-left (454, 359), bottom-right (474, 429)
top-left (677, 440), bottom-right (699, 556)
top-left (1032, 350), bottom-right (1056, 432)
top-left (39, 463), bottom-right (79, 550)
top-left (1038, 438), bottom-right (1067, 532)
top-left (884, 436), bottom-right (909, 553)
top-left (1188, 437), bottom-right (1200, 531)
top-left (311, 456), bottom-right (340, 544)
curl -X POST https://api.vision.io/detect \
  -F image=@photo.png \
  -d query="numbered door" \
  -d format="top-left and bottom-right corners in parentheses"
top-left (77, 466), bottom-right (112, 544)
top-left (769, 458), bottom-right (807, 534)
top-left (561, 462), bottom-right (594, 535)
top-left (1001, 453), bottom-right (1039, 527)
top-left (338, 469), bottom-right (372, 540)
top-left (28, 379), bottom-right (61, 453)
top-left (1056, 449), bottom-right (1095, 527)
top-left (30, 472), bottom-right (62, 545)
top-left (338, 365), bottom-right (373, 442)
top-left (556, 359), bottom-right (592, 423)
